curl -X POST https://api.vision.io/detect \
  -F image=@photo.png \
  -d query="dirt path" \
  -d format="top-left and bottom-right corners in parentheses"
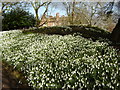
top-left (1, 62), bottom-right (33, 90)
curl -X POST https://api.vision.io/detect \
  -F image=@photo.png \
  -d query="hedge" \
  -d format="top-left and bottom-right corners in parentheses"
top-left (22, 25), bottom-right (110, 41)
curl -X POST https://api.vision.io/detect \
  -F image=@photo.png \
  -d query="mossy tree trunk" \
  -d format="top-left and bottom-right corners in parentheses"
top-left (111, 18), bottom-right (120, 43)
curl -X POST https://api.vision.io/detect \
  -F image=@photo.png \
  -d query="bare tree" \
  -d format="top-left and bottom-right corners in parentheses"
top-left (30, 2), bottom-right (51, 28)
top-left (63, 1), bottom-right (79, 25)
top-left (62, 2), bottom-right (105, 26)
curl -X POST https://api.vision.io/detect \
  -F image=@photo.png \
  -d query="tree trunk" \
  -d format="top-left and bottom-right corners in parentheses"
top-left (35, 9), bottom-right (39, 29)
top-left (111, 18), bottom-right (120, 43)
top-left (71, 2), bottom-right (75, 25)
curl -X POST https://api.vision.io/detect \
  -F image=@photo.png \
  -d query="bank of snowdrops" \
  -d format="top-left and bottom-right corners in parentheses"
top-left (1, 30), bottom-right (120, 89)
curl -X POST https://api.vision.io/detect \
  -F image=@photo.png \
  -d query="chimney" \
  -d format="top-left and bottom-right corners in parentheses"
top-left (56, 13), bottom-right (59, 21)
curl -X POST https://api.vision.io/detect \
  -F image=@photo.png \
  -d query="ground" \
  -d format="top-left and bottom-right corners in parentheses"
top-left (1, 62), bottom-right (33, 90)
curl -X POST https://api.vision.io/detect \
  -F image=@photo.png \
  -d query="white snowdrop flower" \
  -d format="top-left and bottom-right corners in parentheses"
top-left (1, 30), bottom-right (119, 89)
top-left (51, 84), bottom-right (55, 87)
top-left (69, 78), bottom-right (72, 80)
top-left (117, 83), bottom-right (119, 86)
top-left (102, 83), bottom-right (105, 86)
top-left (51, 78), bottom-right (55, 82)
top-left (67, 84), bottom-right (71, 88)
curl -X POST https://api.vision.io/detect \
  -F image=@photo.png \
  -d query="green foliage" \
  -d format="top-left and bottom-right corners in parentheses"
top-left (110, 18), bottom-right (120, 43)
top-left (68, 25), bottom-right (111, 41)
top-left (2, 7), bottom-right (36, 31)
top-left (1, 30), bottom-right (120, 89)
top-left (23, 25), bottom-right (110, 41)
top-left (39, 26), bottom-right (72, 35)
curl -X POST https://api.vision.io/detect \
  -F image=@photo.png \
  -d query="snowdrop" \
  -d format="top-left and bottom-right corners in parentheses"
top-left (1, 30), bottom-right (119, 89)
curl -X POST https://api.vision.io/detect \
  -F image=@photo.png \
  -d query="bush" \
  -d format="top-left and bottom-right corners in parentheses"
top-left (1, 31), bottom-right (120, 89)
top-left (22, 25), bottom-right (110, 41)
top-left (68, 25), bottom-right (110, 40)
top-left (2, 7), bottom-right (36, 31)
top-left (39, 26), bottom-right (72, 35)
top-left (22, 26), bottom-right (72, 35)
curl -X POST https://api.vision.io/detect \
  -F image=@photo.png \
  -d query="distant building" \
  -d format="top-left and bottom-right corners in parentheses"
top-left (40, 13), bottom-right (66, 27)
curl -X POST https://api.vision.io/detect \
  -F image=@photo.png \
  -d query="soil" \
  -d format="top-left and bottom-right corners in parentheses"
top-left (1, 62), bottom-right (33, 90)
